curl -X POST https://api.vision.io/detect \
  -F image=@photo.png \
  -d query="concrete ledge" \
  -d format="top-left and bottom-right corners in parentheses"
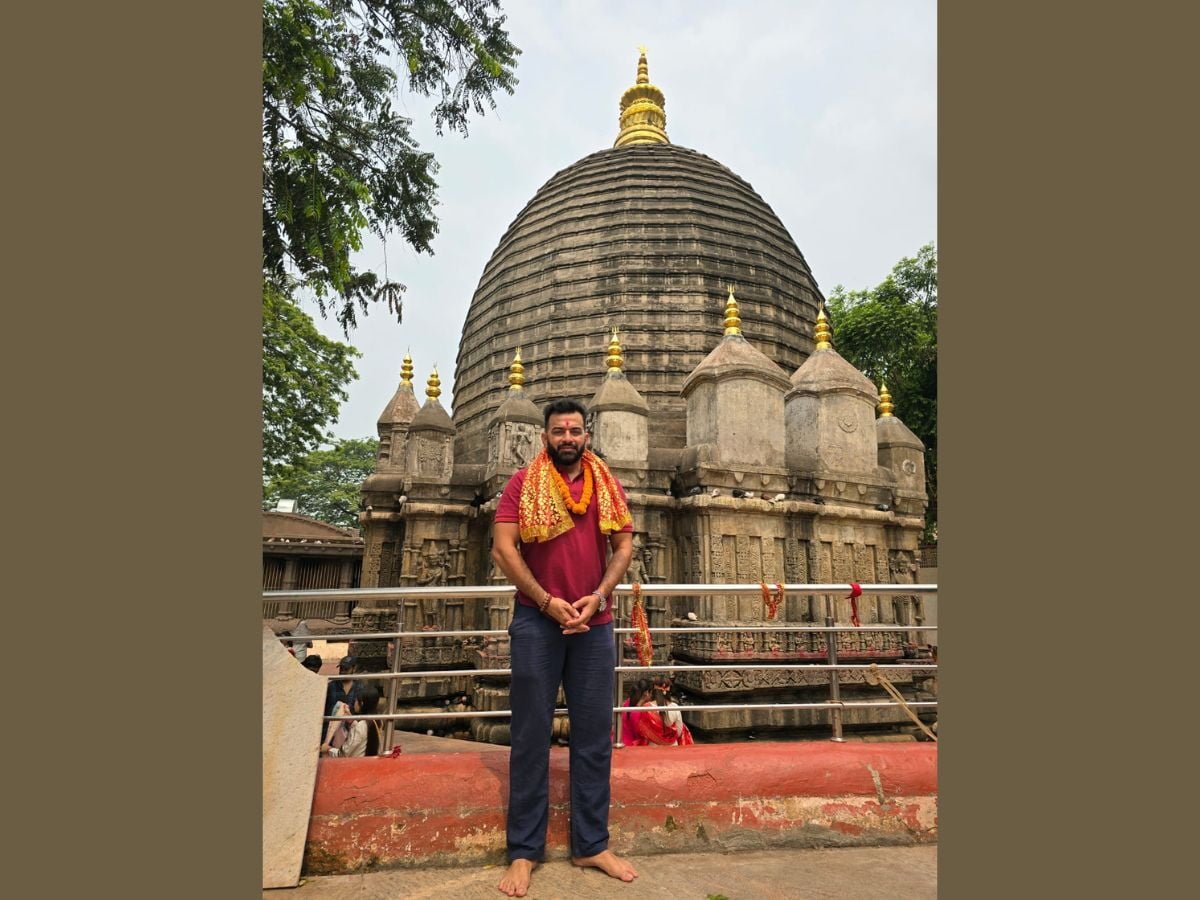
top-left (304, 741), bottom-right (937, 875)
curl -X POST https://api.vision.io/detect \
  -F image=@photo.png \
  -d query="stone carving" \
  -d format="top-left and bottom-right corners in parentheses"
top-left (487, 424), bottom-right (500, 464)
top-left (761, 537), bottom-right (779, 583)
top-left (832, 542), bottom-right (852, 583)
top-left (507, 425), bottom-right (536, 466)
top-left (626, 533), bottom-right (652, 584)
top-left (362, 539), bottom-right (383, 585)
top-left (416, 542), bottom-right (449, 628)
top-left (417, 436), bottom-right (447, 475)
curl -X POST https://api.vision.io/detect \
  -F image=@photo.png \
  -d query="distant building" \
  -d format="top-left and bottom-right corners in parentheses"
top-left (262, 511), bottom-right (363, 620)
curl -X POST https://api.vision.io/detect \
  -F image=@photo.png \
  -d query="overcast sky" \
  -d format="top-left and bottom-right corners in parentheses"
top-left (307, 0), bottom-right (936, 442)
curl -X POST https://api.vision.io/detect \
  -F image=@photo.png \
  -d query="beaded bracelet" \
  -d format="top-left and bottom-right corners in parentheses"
top-left (537, 592), bottom-right (551, 613)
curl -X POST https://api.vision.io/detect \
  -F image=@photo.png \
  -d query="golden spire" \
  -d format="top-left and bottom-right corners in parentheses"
top-left (878, 382), bottom-right (894, 417)
top-left (723, 285), bottom-right (742, 336)
top-left (814, 306), bottom-right (832, 350)
top-left (614, 48), bottom-right (669, 147)
top-left (508, 348), bottom-right (526, 391)
top-left (606, 326), bottom-right (624, 373)
top-left (425, 367), bottom-right (441, 401)
top-left (400, 350), bottom-right (414, 386)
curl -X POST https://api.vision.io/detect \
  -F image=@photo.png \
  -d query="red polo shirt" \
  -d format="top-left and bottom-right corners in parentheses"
top-left (494, 465), bottom-right (632, 626)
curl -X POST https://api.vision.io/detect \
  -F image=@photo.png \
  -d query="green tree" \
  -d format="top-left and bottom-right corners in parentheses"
top-left (264, 437), bottom-right (380, 528)
top-left (263, 281), bottom-right (361, 477)
top-left (826, 243), bottom-right (937, 539)
top-left (261, 0), bottom-right (519, 475)
top-left (262, 0), bottom-right (520, 330)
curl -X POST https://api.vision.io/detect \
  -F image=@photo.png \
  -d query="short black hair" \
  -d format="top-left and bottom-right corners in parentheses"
top-left (543, 398), bottom-right (588, 428)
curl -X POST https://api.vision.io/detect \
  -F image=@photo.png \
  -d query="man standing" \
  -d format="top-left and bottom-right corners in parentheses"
top-left (491, 399), bottom-right (637, 896)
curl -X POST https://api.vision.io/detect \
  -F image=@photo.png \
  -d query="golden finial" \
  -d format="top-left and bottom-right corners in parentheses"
top-left (614, 48), bottom-right (669, 147)
top-left (508, 348), bottom-right (525, 391)
top-left (400, 350), bottom-right (413, 386)
top-left (606, 326), bottom-right (624, 373)
top-left (814, 306), bottom-right (832, 350)
top-left (879, 382), bottom-right (894, 417)
top-left (723, 285), bottom-right (742, 336)
top-left (425, 367), bottom-right (441, 401)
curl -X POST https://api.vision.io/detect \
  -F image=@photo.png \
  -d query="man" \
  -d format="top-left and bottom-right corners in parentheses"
top-left (491, 398), bottom-right (637, 896)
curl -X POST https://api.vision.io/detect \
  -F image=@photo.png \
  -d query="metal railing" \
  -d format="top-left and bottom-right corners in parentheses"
top-left (266, 582), bottom-right (938, 747)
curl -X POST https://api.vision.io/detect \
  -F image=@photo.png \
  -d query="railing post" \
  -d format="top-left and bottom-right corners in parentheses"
top-left (382, 600), bottom-right (403, 753)
top-left (824, 593), bottom-right (845, 742)
top-left (612, 591), bottom-right (624, 747)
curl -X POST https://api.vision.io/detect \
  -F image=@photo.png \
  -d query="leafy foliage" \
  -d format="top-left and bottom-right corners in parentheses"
top-left (826, 243), bottom-right (937, 539)
top-left (264, 437), bottom-right (380, 529)
top-left (263, 282), bottom-right (361, 477)
top-left (262, 0), bottom-right (520, 331)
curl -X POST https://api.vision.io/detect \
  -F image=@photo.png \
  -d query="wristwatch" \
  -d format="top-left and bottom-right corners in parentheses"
top-left (593, 591), bottom-right (608, 613)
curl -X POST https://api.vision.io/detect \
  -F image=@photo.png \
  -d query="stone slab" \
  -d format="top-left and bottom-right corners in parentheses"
top-left (263, 624), bottom-right (328, 888)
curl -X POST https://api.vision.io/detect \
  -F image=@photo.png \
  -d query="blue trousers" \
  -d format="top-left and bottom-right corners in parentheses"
top-left (506, 602), bottom-right (615, 860)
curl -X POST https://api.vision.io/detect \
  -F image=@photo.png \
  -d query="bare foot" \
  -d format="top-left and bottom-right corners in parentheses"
top-left (572, 849), bottom-right (638, 882)
top-left (498, 858), bottom-right (537, 896)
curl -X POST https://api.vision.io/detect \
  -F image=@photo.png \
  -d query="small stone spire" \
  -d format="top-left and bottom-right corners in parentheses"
top-left (425, 368), bottom-right (441, 401)
top-left (605, 327), bottom-right (624, 374)
top-left (614, 48), bottom-right (669, 147)
top-left (814, 306), bottom-right (833, 351)
top-left (723, 286), bottom-right (742, 337)
top-left (400, 350), bottom-right (414, 386)
top-left (878, 382), bottom-right (895, 417)
top-left (508, 348), bottom-right (526, 391)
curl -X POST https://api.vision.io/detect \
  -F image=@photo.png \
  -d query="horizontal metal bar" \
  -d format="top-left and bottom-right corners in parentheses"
top-left (329, 662), bottom-right (937, 681)
top-left (277, 624), bottom-right (937, 643)
top-left (327, 699), bottom-right (938, 722)
top-left (265, 582), bottom-right (938, 602)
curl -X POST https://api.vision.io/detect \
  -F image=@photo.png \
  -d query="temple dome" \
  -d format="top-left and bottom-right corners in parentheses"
top-left (453, 142), bottom-right (824, 466)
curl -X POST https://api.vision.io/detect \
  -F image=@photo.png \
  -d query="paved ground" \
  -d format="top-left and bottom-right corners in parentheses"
top-left (264, 845), bottom-right (936, 899)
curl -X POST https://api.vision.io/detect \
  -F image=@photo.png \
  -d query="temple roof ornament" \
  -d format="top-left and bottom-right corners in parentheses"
top-left (400, 351), bottom-right (414, 386)
top-left (724, 286), bottom-right (743, 337)
top-left (508, 348), bottom-right (526, 391)
top-left (614, 48), bottom-right (669, 147)
top-left (879, 382), bottom-right (895, 417)
top-left (606, 327), bottom-right (624, 374)
top-left (814, 307), bottom-right (833, 351)
top-left (426, 368), bottom-right (442, 401)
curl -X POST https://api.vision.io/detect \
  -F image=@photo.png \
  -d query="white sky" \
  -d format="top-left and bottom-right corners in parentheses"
top-left (307, 0), bottom-right (937, 442)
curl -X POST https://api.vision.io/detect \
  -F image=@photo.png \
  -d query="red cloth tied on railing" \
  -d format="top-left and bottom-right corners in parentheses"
top-left (629, 582), bottom-right (653, 666)
top-left (847, 582), bottom-right (862, 627)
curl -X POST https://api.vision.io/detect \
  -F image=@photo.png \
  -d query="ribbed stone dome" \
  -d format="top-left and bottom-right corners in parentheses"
top-left (452, 142), bottom-right (824, 465)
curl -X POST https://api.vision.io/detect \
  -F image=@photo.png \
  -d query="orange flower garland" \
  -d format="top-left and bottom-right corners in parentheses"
top-left (549, 461), bottom-right (593, 515)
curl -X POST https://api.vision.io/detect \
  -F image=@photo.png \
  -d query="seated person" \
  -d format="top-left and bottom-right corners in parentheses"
top-left (322, 683), bottom-right (382, 757)
top-left (622, 678), bottom-right (687, 746)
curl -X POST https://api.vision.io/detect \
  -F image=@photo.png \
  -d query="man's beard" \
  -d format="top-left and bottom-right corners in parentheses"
top-left (546, 442), bottom-right (581, 467)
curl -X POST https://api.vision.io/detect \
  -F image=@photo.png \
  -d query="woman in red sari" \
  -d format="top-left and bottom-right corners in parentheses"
top-left (653, 678), bottom-right (694, 746)
top-left (621, 678), bottom-right (693, 746)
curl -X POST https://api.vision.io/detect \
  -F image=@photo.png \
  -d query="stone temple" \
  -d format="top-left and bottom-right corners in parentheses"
top-left (354, 53), bottom-right (931, 741)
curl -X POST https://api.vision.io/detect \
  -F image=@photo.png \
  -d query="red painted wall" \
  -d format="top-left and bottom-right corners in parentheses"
top-left (305, 741), bottom-right (937, 875)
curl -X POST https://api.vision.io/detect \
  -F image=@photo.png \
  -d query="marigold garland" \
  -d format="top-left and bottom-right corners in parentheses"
top-left (630, 582), bottom-right (653, 666)
top-left (516, 449), bottom-right (632, 544)
top-left (549, 460), bottom-right (593, 515)
top-left (760, 582), bottom-right (784, 620)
